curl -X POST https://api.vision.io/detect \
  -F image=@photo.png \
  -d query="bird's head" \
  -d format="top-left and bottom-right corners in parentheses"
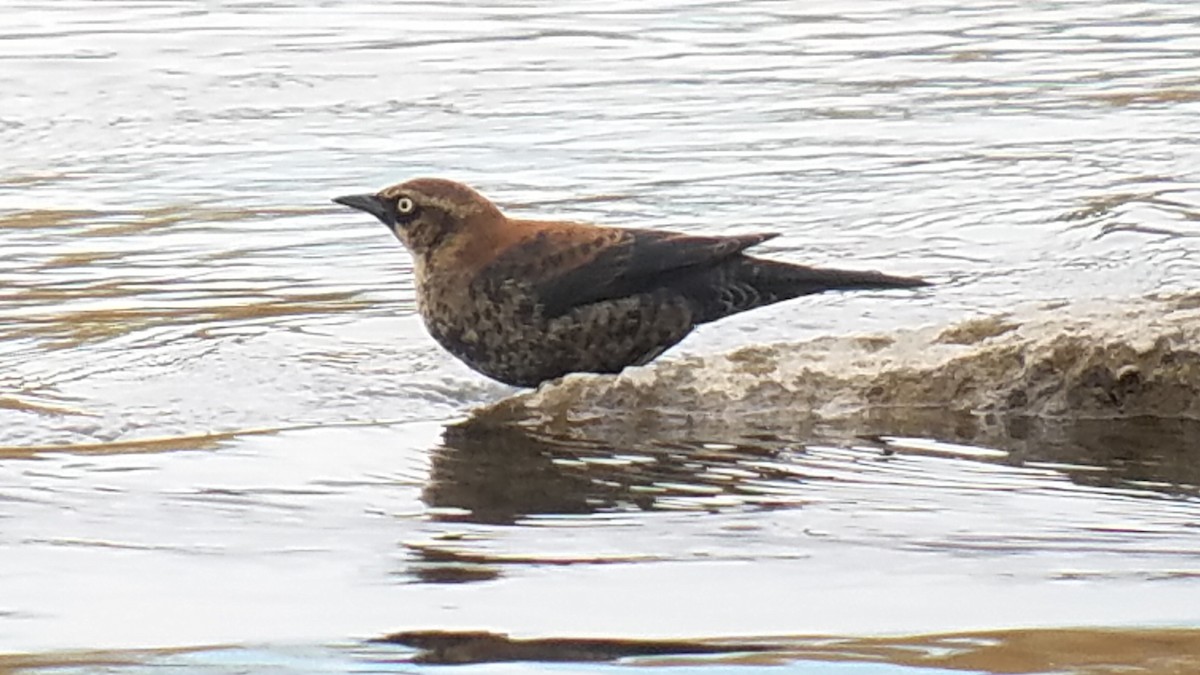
top-left (333, 178), bottom-right (505, 260)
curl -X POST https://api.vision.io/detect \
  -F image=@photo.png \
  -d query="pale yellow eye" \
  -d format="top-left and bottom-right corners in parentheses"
top-left (396, 197), bottom-right (416, 214)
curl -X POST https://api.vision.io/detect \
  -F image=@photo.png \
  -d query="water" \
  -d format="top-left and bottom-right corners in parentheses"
top-left (2, 0), bottom-right (1200, 671)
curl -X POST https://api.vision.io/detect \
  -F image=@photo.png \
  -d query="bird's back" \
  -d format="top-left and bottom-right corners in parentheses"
top-left (470, 222), bottom-right (924, 325)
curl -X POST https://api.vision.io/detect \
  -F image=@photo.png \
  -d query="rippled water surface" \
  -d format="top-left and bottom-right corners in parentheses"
top-left (2, 0), bottom-right (1200, 672)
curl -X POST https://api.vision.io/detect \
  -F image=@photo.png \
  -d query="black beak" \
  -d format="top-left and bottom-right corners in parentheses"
top-left (333, 193), bottom-right (395, 227)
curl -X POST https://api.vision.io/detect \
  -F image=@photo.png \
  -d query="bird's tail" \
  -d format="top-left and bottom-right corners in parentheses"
top-left (756, 257), bottom-right (929, 292)
top-left (682, 256), bottom-right (929, 324)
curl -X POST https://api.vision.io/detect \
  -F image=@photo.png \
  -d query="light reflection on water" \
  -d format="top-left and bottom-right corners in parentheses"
top-left (2, 0), bottom-right (1200, 669)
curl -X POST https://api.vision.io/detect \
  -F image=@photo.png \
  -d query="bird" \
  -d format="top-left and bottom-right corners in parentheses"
top-left (333, 178), bottom-right (928, 387)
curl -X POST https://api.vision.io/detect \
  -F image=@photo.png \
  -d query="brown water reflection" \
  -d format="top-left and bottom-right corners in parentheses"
top-left (378, 628), bottom-right (1200, 671)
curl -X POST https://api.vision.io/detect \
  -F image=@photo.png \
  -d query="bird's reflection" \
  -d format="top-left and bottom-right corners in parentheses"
top-left (422, 418), bottom-right (792, 525)
top-left (423, 422), bottom-right (610, 524)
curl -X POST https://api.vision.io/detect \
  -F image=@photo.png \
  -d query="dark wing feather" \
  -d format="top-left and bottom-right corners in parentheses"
top-left (515, 228), bottom-right (779, 319)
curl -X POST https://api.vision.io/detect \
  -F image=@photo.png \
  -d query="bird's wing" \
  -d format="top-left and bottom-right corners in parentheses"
top-left (492, 227), bottom-right (779, 319)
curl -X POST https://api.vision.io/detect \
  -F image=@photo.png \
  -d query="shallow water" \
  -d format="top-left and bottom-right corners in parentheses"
top-left (2, 0), bottom-right (1200, 672)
